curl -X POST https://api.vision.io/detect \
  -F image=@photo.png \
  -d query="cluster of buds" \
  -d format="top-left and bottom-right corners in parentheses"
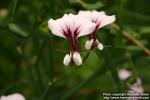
top-left (48, 10), bottom-right (115, 66)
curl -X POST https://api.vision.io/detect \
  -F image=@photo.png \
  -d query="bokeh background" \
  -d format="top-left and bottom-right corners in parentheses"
top-left (0, 0), bottom-right (150, 100)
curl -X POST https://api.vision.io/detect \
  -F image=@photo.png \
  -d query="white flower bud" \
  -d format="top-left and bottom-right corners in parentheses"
top-left (73, 52), bottom-right (82, 66)
top-left (97, 43), bottom-right (103, 50)
top-left (96, 39), bottom-right (99, 44)
top-left (118, 69), bottom-right (132, 80)
top-left (0, 93), bottom-right (25, 100)
top-left (85, 39), bottom-right (94, 50)
top-left (63, 53), bottom-right (71, 66)
top-left (96, 39), bottom-right (103, 50)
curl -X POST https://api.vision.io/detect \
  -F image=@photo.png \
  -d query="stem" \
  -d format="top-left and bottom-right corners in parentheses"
top-left (83, 52), bottom-right (90, 63)
top-left (123, 31), bottom-right (150, 56)
top-left (11, 0), bottom-right (18, 22)
top-left (102, 49), bottom-right (122, 92)
top-left (48, 38), bottom-right (54, 82)
top-left (126, 51), bottom-right (138, 77)
top-left (60, 62), bottom-right (109, 100)
top-left (33, 39), bottom-right (47, 90)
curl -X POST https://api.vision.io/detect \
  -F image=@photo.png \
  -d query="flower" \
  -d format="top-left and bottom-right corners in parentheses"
top-left (0, 93), bottom-right (25, 100)
top-left (128, 78), bottom-right (144, 94)
top-left (118, 69), bottom-right (132, 80)
top-left (48, 14), bottom-right (96, 66)
top-left (78, 10), bottom-right (115, 50)
top-left (78, 10), bottom-right (115, 30)
top-left (48, 13), bottom-right (96, 50)
top-left (127, 78), bottom-right (144, 100)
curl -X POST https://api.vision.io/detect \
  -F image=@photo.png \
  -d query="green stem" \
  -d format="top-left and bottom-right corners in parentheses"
top-left (101, 49), bottom-right (122, 92)
top-left (34, 39), bottom-right (47, 90)
top-left (83, 52), bottom-right (90, 63)
top-left (126, 51), bottom-right (138, 77)
top-left (48, 38), bottom-right (54, 82)
top-left (60, 63), bottom-right (109, 100)
top-left (11, 0), bottom-right (18, 22)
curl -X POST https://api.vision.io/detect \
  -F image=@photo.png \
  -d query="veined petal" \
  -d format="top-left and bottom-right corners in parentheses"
top-left (78, 10), bottom-right (115, 29)
top-left (48, 19), bottom-right (66, 38)
top-left (75, 19), bottom-right (96, 38)
top-left (63, 53), bottom-right (71, 66)
top-left (62, 14), bottom-right (77, 34)
top-left (85, 39), bottom-right (94, 50)
top-left (73, 52), bottom-right (82, 66)
top-left (62, 14), bottom-right (96, 38)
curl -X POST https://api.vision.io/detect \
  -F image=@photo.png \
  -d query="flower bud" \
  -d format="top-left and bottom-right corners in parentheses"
top-left (73, 52), bottom-right (82, 66)
top-left (63, 53), bottom-right (71, 66)
top-left (95, 39), bottom-right (103, 50)
top-left (118, 69), bottom-right (132, 80)
top-left (85, 39), bottom-right (94, 50)
top-left (97, 43), bottom-right (103, 50)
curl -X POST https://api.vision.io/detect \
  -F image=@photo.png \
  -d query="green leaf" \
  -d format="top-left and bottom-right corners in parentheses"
top-left (82, 1), bottom-right (104, 10)
top-left (8, 23), bottom-right (28, 37)
top-left (127, 45), bottom-right (143, 51)
top-left (39, 21), bottom-right (52, 38)
top-left (69, 0), bottom-right (104, 10)
top-left (140, 26), bottom-right (150, 33)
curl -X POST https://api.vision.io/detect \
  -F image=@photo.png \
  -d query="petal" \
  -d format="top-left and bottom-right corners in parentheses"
top-left (91, 10), bottom-right (115, 28)
top-left (91, 10), bottom-right (105, 22)
top-left (0, 93), bottom-right (25, 100)
top-left (73, 52), bottom-right (82, 66)
top-left (62, 14), bottom-right (76, 33)
top-left (48, 19), bottom-right (66, 38)
top-left (78, 11), bottom-right (91, 19)
top-left (78, 10), bottom-right (115, 29)
top-left (75, 18), bottom-right (96, 38)
top-left (98, 15), bottom-right (116, 29)
top-left (85, 39), bottom-right (94, 50)
top-left (63, 53), bottom-right (71, 66)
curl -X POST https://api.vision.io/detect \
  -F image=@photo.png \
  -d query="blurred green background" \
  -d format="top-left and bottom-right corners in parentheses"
top-left (0, 0), bottom-right (150, 100)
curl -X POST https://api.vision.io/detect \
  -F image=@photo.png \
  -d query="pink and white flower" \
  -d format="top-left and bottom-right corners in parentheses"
top-left (78, 10), bottom-right (115, 50)
top-left (48, 13), bottom-right (96, 66)
top-left (127, 78), bottom-right (144, 100)
top-left (118, 69), bottom-right (132, 80)
top-left (128, 78), bottom-right (144, 94)
top-left (0, 93), bottom-right (25, 100)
